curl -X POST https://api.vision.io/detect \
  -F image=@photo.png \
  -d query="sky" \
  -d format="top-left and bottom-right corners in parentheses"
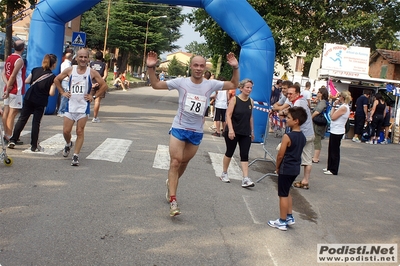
top-left (161, 6), bottom-right (205, 59)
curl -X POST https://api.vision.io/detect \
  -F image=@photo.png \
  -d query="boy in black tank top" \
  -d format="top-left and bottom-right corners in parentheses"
top-left (268, 106), bottom-right (307, 231)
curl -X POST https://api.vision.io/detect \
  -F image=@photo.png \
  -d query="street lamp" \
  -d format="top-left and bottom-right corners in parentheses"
top-left (142, 15), bottom-right (167, 73)
top-left (103, 0), bottom-right (112, 55)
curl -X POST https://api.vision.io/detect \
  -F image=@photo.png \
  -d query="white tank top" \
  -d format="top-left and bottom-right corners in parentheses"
top-left (330, 104), bottom-right (350, 134)
top-left (67, 66), bottom-right (92, 114)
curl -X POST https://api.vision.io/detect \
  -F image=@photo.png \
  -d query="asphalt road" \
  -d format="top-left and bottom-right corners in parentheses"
top-left (1, 86), bottom-right (399, 266)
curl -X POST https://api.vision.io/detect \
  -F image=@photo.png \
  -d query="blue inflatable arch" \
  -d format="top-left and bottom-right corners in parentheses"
top-left (28, 0), bottom-right (275, 142)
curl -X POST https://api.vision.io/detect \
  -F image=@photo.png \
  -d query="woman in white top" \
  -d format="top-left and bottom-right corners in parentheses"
top-left (324, 91), bottom-right (351, 175)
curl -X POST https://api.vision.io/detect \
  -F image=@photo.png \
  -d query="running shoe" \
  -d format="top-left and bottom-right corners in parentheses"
top-left (220, 172), bottom-right (230, 183)
top-left (286, 216), bottom-right (295, 225)
top-left (242, 177), bottom-right (255, 188)
top-left (268, 218), bottom-right (288, 231)
top-left (62, 142), bottom-right (73, 157)
top-left (170, 200), bottom-right (181, 217)
top-left (92, 117), bottom-right (101, 123)
top-left (71, 155), bottom-right (79, 166)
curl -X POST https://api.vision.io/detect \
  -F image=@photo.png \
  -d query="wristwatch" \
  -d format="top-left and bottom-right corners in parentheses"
top-left (92, 95), bottom-right (97, 100)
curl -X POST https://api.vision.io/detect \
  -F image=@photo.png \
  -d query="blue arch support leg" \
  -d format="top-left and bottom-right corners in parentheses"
top-left (140, 0), bottom-right (276, 142)
top-left (28, 0), bottom-right (102, 115)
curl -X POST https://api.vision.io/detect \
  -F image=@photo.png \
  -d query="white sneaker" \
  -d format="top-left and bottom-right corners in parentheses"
top-left (352, 137), bottom-right (361, 143)
top-left (220, 172), bottom-right (230, 183)
top-left (268, 218), bottom-right (288, 231)
top-left (322, 168), bottom-right (327, 171)
top-left (242, 177), bottom-right (255, 188)
top-left (324, 170), bottom-right (333, 175)
top-left (92, 117), bottom-right (101, 123)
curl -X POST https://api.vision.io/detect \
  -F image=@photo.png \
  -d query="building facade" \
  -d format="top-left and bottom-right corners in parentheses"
top-left (369, 49), bottom-right (400, 81)
top-left (11, 1), bottom-right (81, 44)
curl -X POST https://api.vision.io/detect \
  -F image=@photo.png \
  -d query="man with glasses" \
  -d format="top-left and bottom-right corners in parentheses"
top-left (281, 84), bottom-right (314, 190)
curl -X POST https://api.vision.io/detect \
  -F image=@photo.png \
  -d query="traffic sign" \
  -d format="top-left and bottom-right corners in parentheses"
top-left (71, 31), bottom-right (86, 47)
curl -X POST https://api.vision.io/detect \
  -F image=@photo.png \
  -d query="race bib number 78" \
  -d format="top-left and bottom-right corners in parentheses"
top-left (184, 93), bottom-right (207, 116)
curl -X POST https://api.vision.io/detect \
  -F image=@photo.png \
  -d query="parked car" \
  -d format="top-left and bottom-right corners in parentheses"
top-left (0, 32), bottom-right (27, 61)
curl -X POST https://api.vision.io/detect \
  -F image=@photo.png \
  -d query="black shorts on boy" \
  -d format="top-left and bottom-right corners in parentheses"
top-left (278, 174), bottom-right (298, 197)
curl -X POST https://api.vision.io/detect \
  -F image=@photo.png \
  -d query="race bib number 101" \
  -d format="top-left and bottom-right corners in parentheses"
top-left (184, 93), bottom-right (207, 116)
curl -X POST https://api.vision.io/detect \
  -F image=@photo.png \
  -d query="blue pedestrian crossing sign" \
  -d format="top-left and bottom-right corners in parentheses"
top-left (71, 31), bottom-right (86, 47)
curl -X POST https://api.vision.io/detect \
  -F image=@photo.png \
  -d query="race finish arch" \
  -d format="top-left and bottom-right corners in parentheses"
top-left (28, 0), bottom-right (275, 142)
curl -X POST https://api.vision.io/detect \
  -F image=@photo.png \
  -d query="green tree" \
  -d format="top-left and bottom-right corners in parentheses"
top-left (167, 56), bottom-right (186, 76)
top-left (185, 41), bottom-right (212, 58)
top-left (0, 0), bottom-right (36, 59)
top-left (81, 0), bottom-right (184, 72)
top-left (188, 0), bottom-right (400, 76)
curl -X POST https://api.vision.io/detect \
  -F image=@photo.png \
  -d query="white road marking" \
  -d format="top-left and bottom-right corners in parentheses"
top-left (153, 144), bottom-right (170, 170)
top-left (20, 130), bottom-right (30, 136)
top-left (209, 152), bottom-right (243, 180)
top-left (86, 138), bottom-right (132, 163)
top-left (22, 133), bottom-right (76, 155)
top-left (242, 195), bottom-right (262, 224)
top-left (2, 130), bottom-right (29, 137)
top-left (267, 248), bottom-right (279, 266)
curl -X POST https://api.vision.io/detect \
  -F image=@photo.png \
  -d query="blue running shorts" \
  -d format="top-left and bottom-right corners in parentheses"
top-left (170, 128), bottom-right (203, 146)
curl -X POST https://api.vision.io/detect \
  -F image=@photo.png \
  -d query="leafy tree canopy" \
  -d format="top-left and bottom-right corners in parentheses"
top-left (188, 0), bottom-right (400, 74)
top-left (81, 0), bottom-right (184, 71)
top-left (185, 41), bottom-right (212, 58)
top-left (167, 55), bottom-right (186, 76)
top-left (0, 0), bottom-right (36, 59)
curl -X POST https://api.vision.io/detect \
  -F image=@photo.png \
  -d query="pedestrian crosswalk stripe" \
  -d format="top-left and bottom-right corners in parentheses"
top-left (152, 146), bottom-right (243, 180)
top-left (22, 133), bottom-right (77, 155)
top-left (86, 138), bottom-right (132, 163)
top-left (153, 144), bottom-right (170, 170)
top-left (208, 152), bottom-right (243, 181)
top-left (2, 130), bottom-right (29, 137)
top-left (20, 130), bottom-right (30, 136)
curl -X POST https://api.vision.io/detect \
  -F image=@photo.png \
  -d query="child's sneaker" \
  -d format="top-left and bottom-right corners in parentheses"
top-left (242, 177), bottom-right (255, 188)
top-left (286, 216), bottom-right (295, 225)
top-left (268, 218), bottom-right (288, 231)
top-left (170, 200), bottom-right (181, 217)
top-left (220, 172), bottom-right (230, 183)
